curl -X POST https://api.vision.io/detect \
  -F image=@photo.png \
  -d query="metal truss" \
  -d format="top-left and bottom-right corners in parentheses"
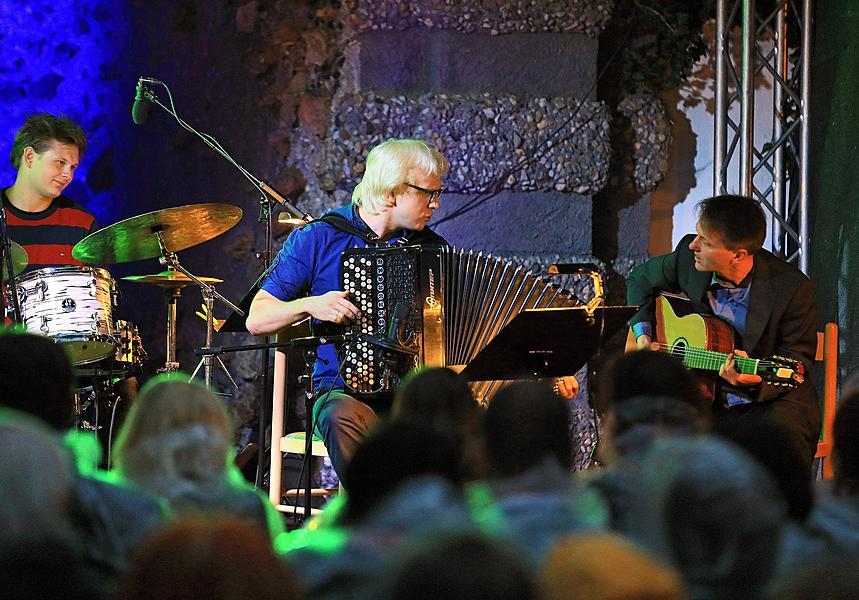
top-left (714, 0), bottom-right (813, 273)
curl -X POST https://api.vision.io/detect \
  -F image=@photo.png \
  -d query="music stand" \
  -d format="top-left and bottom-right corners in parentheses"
top-left (461, 306), bottom-right (637, 381)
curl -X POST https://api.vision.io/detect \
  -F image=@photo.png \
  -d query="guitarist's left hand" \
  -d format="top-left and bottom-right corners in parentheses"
top-left (719, 350), bottom-right (763, 386)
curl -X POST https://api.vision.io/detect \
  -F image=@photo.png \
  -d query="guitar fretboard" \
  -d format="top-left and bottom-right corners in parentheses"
top-left (657, 344), bottom-right (759, 374)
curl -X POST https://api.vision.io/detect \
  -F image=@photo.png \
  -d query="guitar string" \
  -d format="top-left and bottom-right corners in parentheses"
top-left (657, 345), bottom-right (789, 371)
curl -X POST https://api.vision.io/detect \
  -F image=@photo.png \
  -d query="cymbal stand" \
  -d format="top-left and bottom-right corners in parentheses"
top-left (156, 232), bottom-right (244, 387)
top-left (1, 203), bottom-right (22, 324)
top-left (160, 285), bottom-right (182, 374)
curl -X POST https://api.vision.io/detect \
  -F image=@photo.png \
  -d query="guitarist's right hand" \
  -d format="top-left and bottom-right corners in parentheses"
top-left (635, 334), bottom-right (652, 350)
top-left (719, 350), bottom-right (763, 386)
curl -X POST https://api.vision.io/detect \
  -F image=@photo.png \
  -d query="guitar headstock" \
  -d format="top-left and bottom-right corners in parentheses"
top-left (759, 355), bottom-right (805, 388)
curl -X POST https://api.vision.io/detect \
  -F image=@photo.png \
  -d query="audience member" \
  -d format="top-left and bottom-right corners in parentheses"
top-left (629, 436), bottom-right (787, 600)
top-left (392, 366), bottom-right (486, 480)
top-left (0, 408), bottom-right (73, 538)
top-left (278, 420), bottom-right (474, 600)
top-left (713, 415), bottom-right (813, 521)
top-left (0, 409), bottom-right (105, 599)
top-left (470, 380), bottom-right (606, 564)
top-left (118, 517), bottom-right (303, 600)
top-left (595, 349), bottom-right (708, 459)
top-left (0, 330), bottom-right (76, 430)
top-left (113, 376), bottom-right (282, 538)
top-left (539, 532), bottom-right (687, 600)
top-left (375, 531), bottom-right (538, 600)
top-left (770, 553), bottom-right (859, 600)
top-left (587, 350), bottom-right (709, 531)
top-left (0, 331), bottom-right (165, 585)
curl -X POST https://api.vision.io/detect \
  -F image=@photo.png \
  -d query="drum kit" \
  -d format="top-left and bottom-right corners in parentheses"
top-left (3, 202), bottom-right (245, 394)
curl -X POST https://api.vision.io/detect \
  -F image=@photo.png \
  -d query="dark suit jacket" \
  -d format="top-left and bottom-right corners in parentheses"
top-left (626, 234), bottom-right (820, 455)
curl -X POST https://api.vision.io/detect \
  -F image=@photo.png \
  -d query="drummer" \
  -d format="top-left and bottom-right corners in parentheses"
top-left (3, 113), bottom-right (138, 463)
top-left (2, 113), bottom-right (97, 275)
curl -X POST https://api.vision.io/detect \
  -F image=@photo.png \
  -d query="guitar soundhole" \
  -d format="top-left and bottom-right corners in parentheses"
top-left (672, 340), bottom-right (688, 360)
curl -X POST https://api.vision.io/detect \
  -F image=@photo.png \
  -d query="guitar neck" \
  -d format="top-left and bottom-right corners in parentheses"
top-left (658, 345), bottom-right (759, 375)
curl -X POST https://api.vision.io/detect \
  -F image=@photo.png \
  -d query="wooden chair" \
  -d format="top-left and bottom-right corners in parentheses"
top-left (814, 322), bottom-right (839, 479)
top-left (268, 329), bottom-right (336, 517)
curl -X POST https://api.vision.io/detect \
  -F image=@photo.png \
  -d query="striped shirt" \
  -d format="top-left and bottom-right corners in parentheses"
top-left (2, 188), bottom-right (98, 275)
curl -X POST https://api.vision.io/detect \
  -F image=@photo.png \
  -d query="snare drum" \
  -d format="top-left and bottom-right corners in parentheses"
top-left (15, 266), bottom-right (117, 365)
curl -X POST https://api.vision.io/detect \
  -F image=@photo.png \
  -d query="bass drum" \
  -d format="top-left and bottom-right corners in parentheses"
top-left (15, 266), bottom-right (117, 365)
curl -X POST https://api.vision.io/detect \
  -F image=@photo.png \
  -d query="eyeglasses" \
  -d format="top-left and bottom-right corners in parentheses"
top-left (405, 183), bottom-right (444, 205)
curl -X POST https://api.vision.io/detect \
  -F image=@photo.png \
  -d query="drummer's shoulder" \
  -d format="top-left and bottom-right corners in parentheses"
top-left (54, 195), bottom-right (95, 220)
top-left (53, 195), bottom-right (97, 229)
top-left (54, 194), bottom-right (94, 215)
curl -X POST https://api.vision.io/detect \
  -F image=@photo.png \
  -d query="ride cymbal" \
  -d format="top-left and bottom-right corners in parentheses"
top-left (72, 203), bottom-right (242, 264)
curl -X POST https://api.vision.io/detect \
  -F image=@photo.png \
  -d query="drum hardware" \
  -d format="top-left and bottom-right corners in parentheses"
top-left (1, 237), bottom-right (27, 279)
top-left (1, 227), bottom-right (27, 322)
top-left (123, 267), bottom-right (224, 378)
top-left (72, 202), bottom-right (245, 386)
top-left (114, 320), bottom-right (148, 366)
top-left (155, 235), bottom-right (242, 388)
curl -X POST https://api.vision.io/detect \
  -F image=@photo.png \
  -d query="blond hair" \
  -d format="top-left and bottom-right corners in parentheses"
top-left (540, 533), bottom-right (687, 600)
top-left (352, 138), bottom-right (449, 214)
top-left (113, 376), bottom-right (233, 496)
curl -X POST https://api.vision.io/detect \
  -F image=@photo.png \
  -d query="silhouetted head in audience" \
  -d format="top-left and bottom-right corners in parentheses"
top-left (540, 532), bottom-right (687, 600)
top-left (0, 409), bottom-right (97, 598)
top-left (596, 351), bottom-right (708, 459)
top-left (119, 517), bottom-right (302, 600)
top-left (393, 367), bottom-right (485, 478)
top-left (0, 535), bottom-right (102, 600)
top-left (0, 408), bottom-right (74, 539)
top-left (341, 420), bottom-right (462, 524)
top-left (713, 414), bottom-right (813, 521)
top-left (0, 331), bottom-right (75, 430)
top-left (833, 379), bottom-right (859, 495)
top-left (771, 553), bottom-right (859, 600)
top-left (393, 366), bottom-right (479, 431)
top-left (484, 380), bottom-right (572, 478)
top-left (377, 531), bottom-right (537, 600)
top-left (633, 436), bottom-right (786, 600)
top-left (113, 376), bottom-right (233, 499)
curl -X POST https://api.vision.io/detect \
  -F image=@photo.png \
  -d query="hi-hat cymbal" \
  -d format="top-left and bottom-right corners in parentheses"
top-left (122, 269), bottom-right (224, 289)
top-left (72, 203), bottom-right (243, 264)
top-left (1, 239), bottom-right (28, 280)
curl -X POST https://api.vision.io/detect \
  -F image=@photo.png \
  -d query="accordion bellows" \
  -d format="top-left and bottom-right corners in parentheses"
top-left (340, 245), bottom-right (580, 403)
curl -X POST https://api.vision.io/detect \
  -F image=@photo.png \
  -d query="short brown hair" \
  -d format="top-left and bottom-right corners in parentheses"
top-left (10, 113), bottom-right (87, 170)
top-left (696, 194), bottom-right (766, 254)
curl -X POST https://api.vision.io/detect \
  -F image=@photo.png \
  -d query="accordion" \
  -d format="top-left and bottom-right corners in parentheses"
top-left (339, 245), bottom-right (581, 403)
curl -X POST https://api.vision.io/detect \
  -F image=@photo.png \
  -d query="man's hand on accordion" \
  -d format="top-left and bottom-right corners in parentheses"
top-left (308, 290), bottom-right (361, 325)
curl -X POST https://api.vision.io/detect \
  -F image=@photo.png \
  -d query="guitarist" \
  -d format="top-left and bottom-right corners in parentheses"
top-left (626, 194), bottom-right (820, 467)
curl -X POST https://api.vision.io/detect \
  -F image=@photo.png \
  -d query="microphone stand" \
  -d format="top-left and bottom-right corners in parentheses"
top-left (136, 78), bottom-right (315, 489)
top-left (0, 203), bottom-right (22, 324)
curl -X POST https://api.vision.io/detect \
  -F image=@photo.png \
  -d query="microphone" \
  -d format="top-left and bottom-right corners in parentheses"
top-left (386, 302), bottom-right (409, 346)
top-left (380, 303), bottom-right (410, 389)
top-left (131, 77), bottom-right (161, 125)
top-left (547, 262), bottom-right (600, 275)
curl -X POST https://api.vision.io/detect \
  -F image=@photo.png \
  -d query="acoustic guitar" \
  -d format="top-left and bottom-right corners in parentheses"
top-left (628, 294), bottom-right (804, 389)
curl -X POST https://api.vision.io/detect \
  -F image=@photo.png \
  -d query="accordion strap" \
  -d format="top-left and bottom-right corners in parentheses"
top-left (317, 210), bottom-right (448, 247)
top-left (317, 212), bottom-right (380, 245)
